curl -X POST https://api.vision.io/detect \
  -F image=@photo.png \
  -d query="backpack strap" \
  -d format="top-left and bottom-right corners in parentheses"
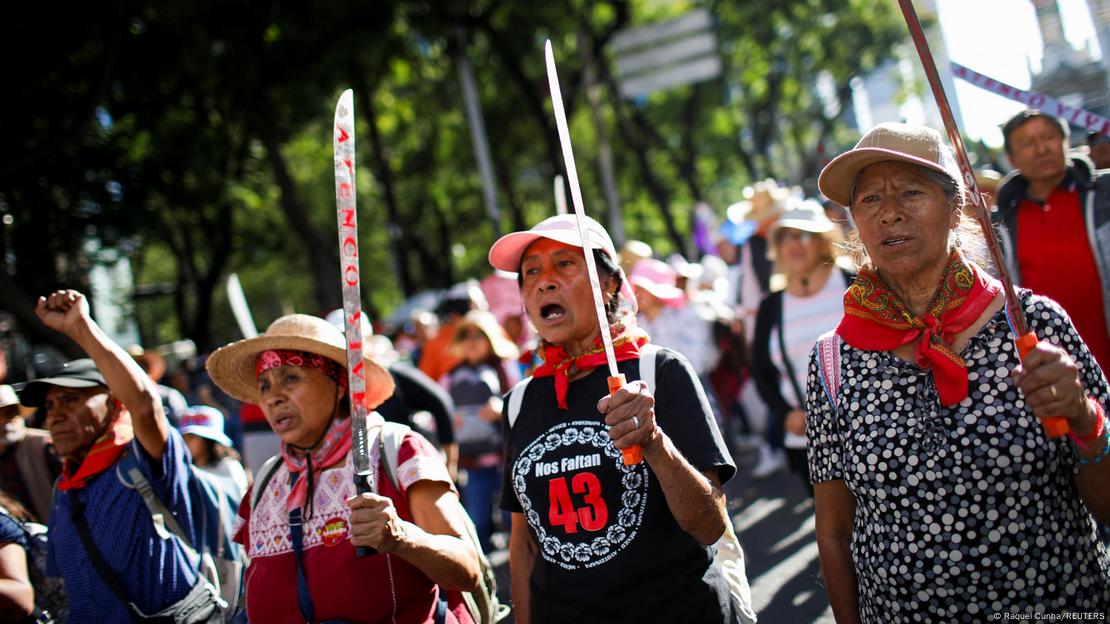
top-left (378, 421), bottom-right (411, 492)
top-left (115, 452), bottom-right (201, 569)
top-left (250, 454), bottom-right (284, 510)
top-left (638, 344), bottom-right (661, 393)
top-left (815, 331), bottom-right (843, 417)
top-left (506, 376), bottom-right (533, 429)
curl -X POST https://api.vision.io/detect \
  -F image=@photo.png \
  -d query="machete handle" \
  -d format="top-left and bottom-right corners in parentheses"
top-left (608, 374), bottom-right (643, 465)
top-left (354, 470), bottom-right (378, 557)
top-left (1015, 332), bottom-right (1069, 438)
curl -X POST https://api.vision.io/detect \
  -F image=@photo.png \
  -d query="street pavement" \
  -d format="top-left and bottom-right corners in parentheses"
top-left (488, 441), bottom-right (835, 623)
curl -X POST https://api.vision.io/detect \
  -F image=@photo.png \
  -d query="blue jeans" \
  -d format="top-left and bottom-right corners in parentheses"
top-left (461, 465), bottom-right (505, 554)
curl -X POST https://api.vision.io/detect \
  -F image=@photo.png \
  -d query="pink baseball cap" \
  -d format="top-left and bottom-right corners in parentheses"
top-left (488, 214), bottom-right (637, 311)
top-left (630, 258), bottom-right (685, 305)
top-left (488, 214), bottom-right (618, 272)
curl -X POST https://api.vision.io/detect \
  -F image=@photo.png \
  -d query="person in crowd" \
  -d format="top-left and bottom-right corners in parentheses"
top-left (442, 310), bottom-right (518, 554)
top-left (487, 213), bottom-right (737, 623)
top-left (128, 345), bottom-right (189, 427)
top-left (1088, 130), bottom-right (1110, 170)
top-left (973, 168), bottom-right (1002, 210)
top-left (726, 179), bottom-right (789, 326)
top-left (419, 281), bottom-right (488, 382)
top-left (206, 314), bottom-right (479, 623)
top-left (0, 493), bottom-right (35, 623)
top-left (994, 109), bottom-right (1110, 377)
top-left (180, 404), bottom-right (249, 494)
top-left (24, 290), bottom-right (224, 622)
top-left (0, 491), bottom-right (65, 622)
top-left (618, 239), bottom-right (653, 277)
top-left (751, 199), bottom-right (849, 486)
top-left (325, 308), bottom-right (460, 477)
top-left (0, 385), bottom-right (58, 522)
top-left (631, 258), bottom-right (719, 377)
top-left (812, 121), bottom-right (1110, 621)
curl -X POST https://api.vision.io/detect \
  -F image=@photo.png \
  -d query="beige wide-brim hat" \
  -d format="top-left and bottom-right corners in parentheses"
top-left (451, 310), bottom-right (520, 361)
top-left (206, 314), bottom-right (394, 408)
top-left (818, 122), bottom-right (963, 207)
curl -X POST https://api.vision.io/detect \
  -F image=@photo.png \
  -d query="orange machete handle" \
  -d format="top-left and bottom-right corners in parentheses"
top-left (608, 374), bottom-right (643, 465)
top-left (1015, 332), bottom-right (1069, 438)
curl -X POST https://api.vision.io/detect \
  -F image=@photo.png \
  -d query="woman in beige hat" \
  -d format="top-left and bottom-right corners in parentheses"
top-left (442, 310), bottom-right (519, 555)
top-left (487, 214), bottom-right (738, 623)
top-left (750, 198), bottom-right (849, 485)
top-left (810, 122), bottom-right (1110, 621)
top-left (206, 314), bottom-right (479, 623)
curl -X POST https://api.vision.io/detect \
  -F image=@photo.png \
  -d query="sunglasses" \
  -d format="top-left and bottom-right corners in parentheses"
top-left (775, 230), bottom-right (814, 245)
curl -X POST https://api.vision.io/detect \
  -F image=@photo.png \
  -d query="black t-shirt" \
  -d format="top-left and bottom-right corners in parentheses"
top-left (500, 347), bottom-right (736, 623)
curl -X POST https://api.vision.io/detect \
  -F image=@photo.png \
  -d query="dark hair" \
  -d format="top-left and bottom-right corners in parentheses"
top-left (1001, 110), bottom-right (1068, 155)
top-left (516, 247), bottom-right (623, 324)
top-left (193, 436), bottom-right (242, 468)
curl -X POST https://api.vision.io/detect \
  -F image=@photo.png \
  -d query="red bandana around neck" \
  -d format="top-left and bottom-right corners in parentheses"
top-left (836, 250), bottom-right (1002, 407)
top-left (532, 317), bottom-right (650, 409)
top-left (280, 415), bottom-right (353, 513)
top-left (57, 411), bottom-right (135, 492)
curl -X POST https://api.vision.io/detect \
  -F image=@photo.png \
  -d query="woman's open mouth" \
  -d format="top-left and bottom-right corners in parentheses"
top-left (540, 304), bottom-right (566, 321)
top-left (272, 413), bottom-right (296, 432)
top-left (881, 236), bottom-right (912, 247)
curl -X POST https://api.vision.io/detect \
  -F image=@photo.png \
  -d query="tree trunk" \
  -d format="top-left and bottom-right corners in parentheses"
top-left (356, 83), bottom-right (416, 297)
top-left (261, 126), bottom-right (342, 312)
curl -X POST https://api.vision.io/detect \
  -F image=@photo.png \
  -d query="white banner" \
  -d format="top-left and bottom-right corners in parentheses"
top-left (950, 61), bottom-right (1110, 137)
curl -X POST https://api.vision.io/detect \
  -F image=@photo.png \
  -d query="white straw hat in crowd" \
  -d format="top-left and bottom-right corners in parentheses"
top-left (206, 314), bottom-right (394, 408)
top-left (771, 198), bottom-right (840, 237)
top-left (818, 122), bottom-right (963, 207)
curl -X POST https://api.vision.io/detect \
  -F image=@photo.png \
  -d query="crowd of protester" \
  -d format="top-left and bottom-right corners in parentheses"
top-left (0, 108), bottom-right (1107, 622)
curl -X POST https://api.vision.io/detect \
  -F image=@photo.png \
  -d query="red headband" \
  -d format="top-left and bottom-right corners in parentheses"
top-left (256, 349), bottom-right (346, 389)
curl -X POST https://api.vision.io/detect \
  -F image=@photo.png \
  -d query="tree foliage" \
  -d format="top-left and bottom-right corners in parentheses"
top-left (1, 0), bottom-right (906, 353)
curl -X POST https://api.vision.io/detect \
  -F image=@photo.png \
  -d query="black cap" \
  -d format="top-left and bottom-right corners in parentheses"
top-left (1089, 131), bottom-right (1110, 146)
top-left (19, 359), bottom-right (107, 408)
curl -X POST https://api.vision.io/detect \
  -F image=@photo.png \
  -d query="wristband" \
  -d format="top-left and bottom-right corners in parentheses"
top-left (1072, 399), bottom-right (1109, 466)
top-left (1068, 398), bottom-right (1106, 451)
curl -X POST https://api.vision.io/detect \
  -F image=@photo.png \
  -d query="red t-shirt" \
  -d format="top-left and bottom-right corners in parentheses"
top-left (1016, 185), bottom-right (1110, 375)
top-left (233, 431), bottom-right (472, 623)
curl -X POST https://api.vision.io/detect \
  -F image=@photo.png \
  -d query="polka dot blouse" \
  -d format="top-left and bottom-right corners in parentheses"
top-left (806, 292), bottom-right (1110, 622)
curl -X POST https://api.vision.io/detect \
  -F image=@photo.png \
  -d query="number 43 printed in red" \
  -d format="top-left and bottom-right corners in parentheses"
top-left (548, 472), bottom-right (608, 534)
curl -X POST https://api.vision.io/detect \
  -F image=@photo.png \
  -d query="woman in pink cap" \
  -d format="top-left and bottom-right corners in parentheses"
top-left (488, 214), bottom-right (739, 624)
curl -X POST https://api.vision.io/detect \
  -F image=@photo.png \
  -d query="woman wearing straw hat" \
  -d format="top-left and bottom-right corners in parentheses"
top-left (488, 214), bottom-right (737, 624)
top-left (442, 310), bottom-right (519, 555)
top-left (206, 314), bottom-right (479, 623)
top-left (750, 198), bottom-right (850, 488)
top-left (810, 122), bottom-right (1110, 622)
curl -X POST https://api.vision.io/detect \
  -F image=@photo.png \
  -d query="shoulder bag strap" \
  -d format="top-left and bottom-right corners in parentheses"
top-left (116, 454), bottom-right (201, 569)
top-left (775, 317), bottom-right (806, 409)
top-left (68, 491), bottom-right (148, 624)
top-left (286, 472), bottom-right (315, 624)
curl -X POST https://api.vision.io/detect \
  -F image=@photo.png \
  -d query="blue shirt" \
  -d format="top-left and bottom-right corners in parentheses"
top-left (48, 428), bottom-right (200, 622)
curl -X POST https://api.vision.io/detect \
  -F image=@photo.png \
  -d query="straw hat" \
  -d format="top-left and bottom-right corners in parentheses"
top-left (205, 314), bottom-right (394, 408)
top-left (771, 198), bottom-right (841, 237)
top-left (451, 310), bottom-right (520, 361)
top-left (0, 385), bottom-right (34, 417)
top-left (818, 122), bottom-right (962, 207)
top-left (726, 179), bottom-right (791, 225)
